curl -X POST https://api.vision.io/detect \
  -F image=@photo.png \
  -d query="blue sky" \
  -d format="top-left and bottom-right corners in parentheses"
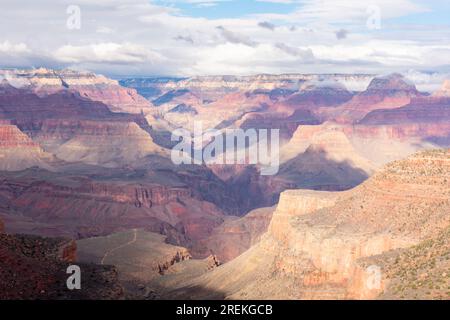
top-left (159, 0), bottom-right (450, 26)
top-left (157, 0), bottom-right (298, 19)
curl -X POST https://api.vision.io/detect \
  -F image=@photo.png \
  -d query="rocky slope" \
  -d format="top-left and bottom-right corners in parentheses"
top-left (165, 149), bottom-right (450, 299)
top-left (370, 225), bottom-right (450, 300)
top-left (200, 206), bottom-right (275, 263)
top-left (77, 229), bottom-right (191, 281)
top-left (0, 217), bottom-right (124, 299)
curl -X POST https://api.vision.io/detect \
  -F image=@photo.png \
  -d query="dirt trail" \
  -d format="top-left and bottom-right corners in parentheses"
top-left (100, 229), bottom-right (138, 265)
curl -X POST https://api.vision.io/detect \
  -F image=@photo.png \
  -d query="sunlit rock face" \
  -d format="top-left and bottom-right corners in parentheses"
top-left (0, 124), bottom-right (52, 171)
top-left (0, 68), bottom-right (449, 300)
top-left (166, 150), bottom-right (450, 300)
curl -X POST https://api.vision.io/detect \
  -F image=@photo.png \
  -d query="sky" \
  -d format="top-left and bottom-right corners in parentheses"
top-left (1, 0), bottom-right (450, 85)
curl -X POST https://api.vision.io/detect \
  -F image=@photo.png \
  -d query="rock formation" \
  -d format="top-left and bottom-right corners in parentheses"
top-left (165, 149), bottom-right (450, 299)
top-left (328, 73), bottom-right (422, 124)
top-left (0, 217), bottom-right (123, 299)
top-left (0, 68), bottom-right (151, 113)
top-left (0, 124), bottom-right (52, 171)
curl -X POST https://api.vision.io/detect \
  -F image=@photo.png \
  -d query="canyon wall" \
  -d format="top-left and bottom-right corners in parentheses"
top-left (168, 149), bottom-right (450, 300)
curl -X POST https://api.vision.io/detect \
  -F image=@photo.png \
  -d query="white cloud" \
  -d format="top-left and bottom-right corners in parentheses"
top-left (55, 43), bottom-right (164, 64)
top-left (0, 0), bottom-right (448, 78)
top-left (0, 41), bottom-right (30, 54)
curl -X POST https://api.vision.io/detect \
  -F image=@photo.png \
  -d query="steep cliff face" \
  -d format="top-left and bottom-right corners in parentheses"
top-left (0, 168), bottom-right (226, 252)
top-left (43, 121), bottom-right (167, 167)
top-left (0, 68), bottom-right (151, 114)
top-left (167, 149), bottom-right (450, 299)
top-left (0, 83), bottom-right (167, 169)
top-left (0, 124), bottom-right (52, 171)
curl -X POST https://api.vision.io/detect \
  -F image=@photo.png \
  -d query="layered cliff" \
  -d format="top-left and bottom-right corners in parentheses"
top-left (0, 68), bottom-right (151, 114)
top-left (0, 168), bottom-right (226, 253)
top-left (166, 149), bottom-right (450, 299)
top-left (328, 74), bottom-right (422, 124)
top-left (45, 121), bottom-right (167, 167)
top-left (0, 124), bottom-right (52, 171)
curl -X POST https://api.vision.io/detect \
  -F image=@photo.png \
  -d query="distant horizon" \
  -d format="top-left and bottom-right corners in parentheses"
top-left (2, 65), bottom-right (449, 93)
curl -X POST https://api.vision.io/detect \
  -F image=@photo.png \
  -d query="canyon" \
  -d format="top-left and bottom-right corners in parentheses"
top-left (0, 68), bottom-right (449, 299)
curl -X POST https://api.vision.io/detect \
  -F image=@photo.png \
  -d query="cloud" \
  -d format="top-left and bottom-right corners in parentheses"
top-left (335, 29), bottom-right (348, 40)
top-left (258, 21), bottom-right (276, 31)
top-left (0, 0), bottom-right (448, 78)
top-left (54, 43), bottom-right (164, 64)
top-left (254, 0), bottom-right (429, 25)
top-left (0, 41), bottom-right (30, 54)
top-left (174, 35), bottom-right (194, 44)
top-left (274, 43), bottom-right (314, 60)
top-left (216, 26), bottom-right (259, 47)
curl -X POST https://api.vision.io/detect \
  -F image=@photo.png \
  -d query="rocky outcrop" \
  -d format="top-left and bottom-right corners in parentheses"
top-left (77, 229), bottom-right (192, 283)
top-left (0, 232), bottom-right (124, 299)
top-left (41, 120), bottom-right (167, 167)
top-left (327, 74), bottom-right (422, 124)
top-left (0, 124), bottom-right (52, 171)
top-left (0, 84), bottom-right (167, 168)
top-left (284, 81), bottom-right (353, 109)
top-left (168, 149), bottom-right (450, 299)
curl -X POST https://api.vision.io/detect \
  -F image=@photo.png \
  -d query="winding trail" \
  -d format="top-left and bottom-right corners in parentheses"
top-left (100, 229), bottom-right (138, 265)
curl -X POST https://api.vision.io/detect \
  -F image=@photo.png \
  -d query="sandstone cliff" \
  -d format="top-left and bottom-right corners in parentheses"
top-left (165, 149), bottom-right (450, 299)
top-left (0, 124), bottom-right (52, 171)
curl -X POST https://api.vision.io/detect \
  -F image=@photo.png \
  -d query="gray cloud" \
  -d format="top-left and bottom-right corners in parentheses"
top-left (216, 26), bottom-right (258, 47)
top-left (335, 29), bottom-right (349, 40)
top-left (258, 21), bottom-right (276, 31)
top-left (274, 43), bottom-right (315, 61)
top-left (174, 35), bottom-right (194, 44)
